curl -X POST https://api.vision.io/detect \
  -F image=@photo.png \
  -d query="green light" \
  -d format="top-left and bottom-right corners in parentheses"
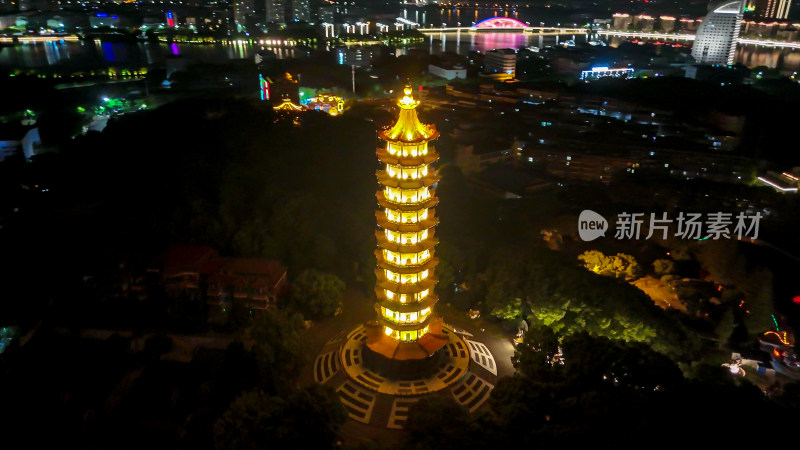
top-left (772, 314), bottom-right (780, 332)
top-left (698, 237), bottom-right (709, 241)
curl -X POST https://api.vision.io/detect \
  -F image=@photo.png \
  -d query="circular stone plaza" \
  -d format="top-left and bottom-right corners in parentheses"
top-left (311, 86), bottom-right (499, 431)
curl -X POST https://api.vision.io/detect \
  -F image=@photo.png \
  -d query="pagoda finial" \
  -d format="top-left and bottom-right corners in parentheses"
top-left (398, 83), bottom-right (419, 110)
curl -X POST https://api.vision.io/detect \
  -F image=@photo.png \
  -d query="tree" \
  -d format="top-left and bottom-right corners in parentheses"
top-left (652, 258), bottom-right (675, 276)
top-left (617, 253), bottom-right (641, 279)
top-left (247, 309), bottom-right (308, 393)
top-left (403, 394), bottom-right (483, 450)
top-left (512, 325), bottom-right (561, 381)
top-left (488, 296), bottom-right (522, 320)
top-left (714, 308), bottom-right (736, 349)
top-left (578, 250), bottom-right (640, 279)
top-left (741, 269), bottom-right (775, 338)
top-left (290, 269), bottom-right (345, 317)
top-left (213, 384), bottom-right (346, 450)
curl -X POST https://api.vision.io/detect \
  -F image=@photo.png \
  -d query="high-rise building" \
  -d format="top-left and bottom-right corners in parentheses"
top-left (691, 0), bottom-right (744, 66)
top-left (746, 0), bottom-right (792, 18)
top-left (319, 6), bottom-right (335, 23)
top-left (612, 13), bottom-right (633, 31)
top-left (659, 16), bottom-right (677, 33)
top-left (365, 85), bottom-right (448, 366)
top-left (760, 0), bottom-right (792, 19)
top-left (291, 0), bottom-right (309, 22)
top-left (233, 0), bottom-right (255, 30)
top-left (266, 0), bottom-right (285, 24)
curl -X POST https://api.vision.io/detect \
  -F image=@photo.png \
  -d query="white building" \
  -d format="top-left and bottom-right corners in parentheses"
top-left (483, 48), bottom-right (516, 76)
top-left (428, 64), bottom-right (467, 80)
top-left (0, 124), bottom-right (40, 162)
top-left (691, 0), bottom-right (745, 66)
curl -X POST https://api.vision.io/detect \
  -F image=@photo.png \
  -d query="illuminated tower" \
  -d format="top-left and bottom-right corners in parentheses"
top-left (364, 85), bottom-right (448, 372)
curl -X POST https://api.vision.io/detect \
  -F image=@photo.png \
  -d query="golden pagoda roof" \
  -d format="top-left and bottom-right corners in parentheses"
top-left (379, 85), bottom-right (439, 143)
top-left (273, 98), bottom-right (306, 112)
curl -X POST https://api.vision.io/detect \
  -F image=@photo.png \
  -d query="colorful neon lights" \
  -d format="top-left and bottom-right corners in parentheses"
top-left (474, 17), bottom-right (528, 28)
top-left (166, 11), bottom-right (175, 27)
top-left (259, 75), bottom-right (270, 101)
top-left (764, 331), bottom-right (790, 346)
top-left (757, 176), bottom-right (798, 192)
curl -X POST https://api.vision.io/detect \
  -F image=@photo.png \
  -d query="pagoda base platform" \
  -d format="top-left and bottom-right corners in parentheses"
top-left (361, 339), bottom-right (444, 380)
top-left (312, 323), bottom-right (499, 429)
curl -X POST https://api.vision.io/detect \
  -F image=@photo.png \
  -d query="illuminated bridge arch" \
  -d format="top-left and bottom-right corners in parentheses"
top-left (474, 17), bottom-right (528, 28)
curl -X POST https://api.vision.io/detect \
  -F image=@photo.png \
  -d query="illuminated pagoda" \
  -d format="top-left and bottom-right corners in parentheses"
top-left (364, 84), bottom-right (448, 374)
top-left (273, 97), bottom-right (307, 112)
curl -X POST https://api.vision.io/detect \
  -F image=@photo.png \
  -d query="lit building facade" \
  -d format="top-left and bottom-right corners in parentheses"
top-left (761, 0), bottom-right (792, 19)
top-left (266, 0), bottom-right (285, 24)
top-left (291, 0), bottom-right (309, 22)
top-left (483, 48), bottom-right (517, 77)
top-left (306, 93), bottom-right (344, 115)
top-left (365, 85), bottom-right (448, 363)
top-left (612, 13), bottom-right (633, 30)
top-left (233, 0), bottom-right (255, 31)
top-left (691, 0), bottom-right (745, 65)
top-left (580, 66), bottom-right (634, 80)
top-left (749, 0), bottom-right (792, 18)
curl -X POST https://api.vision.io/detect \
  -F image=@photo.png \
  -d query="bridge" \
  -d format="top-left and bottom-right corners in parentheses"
top-left (417, 17), bottom-right (585, 34)
top-left (598, 30), bottom-right (800, 48)
top-left (0, 34), bottom-right (79, 43)
top-left (597, 30), bottom-right (695, 41)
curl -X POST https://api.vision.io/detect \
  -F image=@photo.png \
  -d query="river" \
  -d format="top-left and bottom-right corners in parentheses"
top-left (1, 6), bottom-right (798, 72)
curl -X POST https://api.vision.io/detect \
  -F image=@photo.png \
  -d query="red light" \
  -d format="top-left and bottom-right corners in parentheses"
top-left (419, 85), bottom-right (423, 90)
top-left (793, 296), bottom-right (800, 304)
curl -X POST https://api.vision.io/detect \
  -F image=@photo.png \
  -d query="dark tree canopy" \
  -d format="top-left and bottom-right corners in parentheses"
top-left (290, 269), bottom-right (346, 317)
top-left (247, 309), bottom-right (308, 393)
top-left (213, 384), bottom-right (346, 450)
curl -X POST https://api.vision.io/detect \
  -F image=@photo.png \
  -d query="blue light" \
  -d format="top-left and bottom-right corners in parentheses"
top-left (96, 13), bottom-right (108, 17)
top-left (112, 15), bottom-right (118, 19)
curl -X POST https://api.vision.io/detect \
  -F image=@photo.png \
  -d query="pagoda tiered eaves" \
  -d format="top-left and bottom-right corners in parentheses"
top-left (364, 85), bottom-right (449, 359)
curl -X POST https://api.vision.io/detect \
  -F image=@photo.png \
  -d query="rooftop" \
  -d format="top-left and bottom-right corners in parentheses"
top-left (379, 86), bottom-right (439, 143)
